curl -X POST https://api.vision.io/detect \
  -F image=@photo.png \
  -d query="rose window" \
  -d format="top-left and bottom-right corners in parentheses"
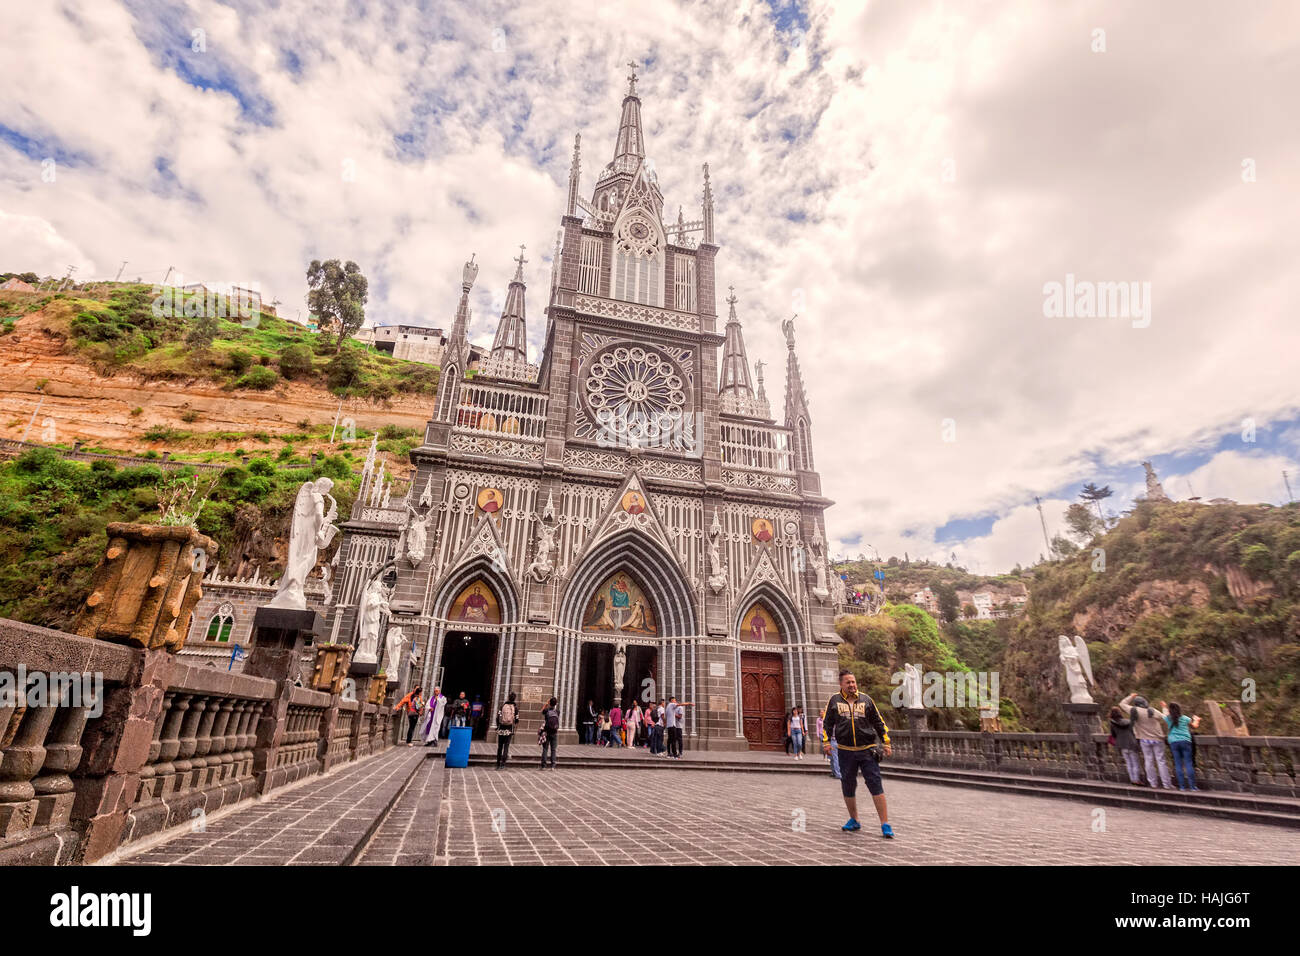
top-left (584, 345), bottom-right (687, 440)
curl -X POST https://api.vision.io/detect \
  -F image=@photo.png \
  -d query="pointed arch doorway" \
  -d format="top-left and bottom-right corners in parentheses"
top-left (738, 600), bottom-right (787, 751)
top-left (436, 578), bottom-right (503, 740)
top-left (574, 569), bottom-right (659, 738)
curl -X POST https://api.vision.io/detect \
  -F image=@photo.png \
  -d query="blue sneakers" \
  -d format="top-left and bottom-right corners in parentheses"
top-left (842, 818), bottom-right (861, 831)
top-left (881, 823), bottom-right (894, 839)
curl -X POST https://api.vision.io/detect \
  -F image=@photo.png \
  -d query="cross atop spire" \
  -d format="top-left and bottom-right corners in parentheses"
top-left (626, 60), bottom-right (639, 96)
top-left (719, 284), bottom-right (755, 402)
top-left (491, 245), bottom-right (528, 366)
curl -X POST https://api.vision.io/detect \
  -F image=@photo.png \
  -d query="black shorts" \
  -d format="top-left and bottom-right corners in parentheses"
top-left (839, 748), bottom-right (884, 798)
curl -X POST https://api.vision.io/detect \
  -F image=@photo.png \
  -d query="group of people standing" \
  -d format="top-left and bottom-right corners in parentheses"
top-left (392, 686), bottom-right (486, 747)
top-left (1109, 693), bottom-right (1202, 791)
top-left (579, 698), bottom-right (693, 757)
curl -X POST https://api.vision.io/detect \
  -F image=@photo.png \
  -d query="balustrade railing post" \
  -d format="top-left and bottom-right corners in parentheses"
top-left (64, 521), bottom-right (213, 863)
top-left (980, 730), bottom-right (999, 773)
top-left (0, 701), bottom-right (58, 837)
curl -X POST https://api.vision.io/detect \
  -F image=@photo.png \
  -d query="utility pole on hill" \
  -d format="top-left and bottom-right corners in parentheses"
top-left (1035, 496), bottom-right (1052, 555)
top-left (1284, 470), bottom-right (1295, 504)
top-left (115, 261), bottom-right (128, 282)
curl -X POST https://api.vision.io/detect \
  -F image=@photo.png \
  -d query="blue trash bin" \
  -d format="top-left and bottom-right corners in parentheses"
top-left (445, 726), bottom-right (472, 768)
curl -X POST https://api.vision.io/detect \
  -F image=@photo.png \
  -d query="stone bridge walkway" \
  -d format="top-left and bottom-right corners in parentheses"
top-left (110, 743), bottom-right (1300, 866)
top-left (114, 747), bottom-right (426, 866)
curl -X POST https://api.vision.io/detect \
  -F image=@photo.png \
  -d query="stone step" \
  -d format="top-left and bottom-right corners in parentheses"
top-left (881, 765), bottom-right (1300, 829)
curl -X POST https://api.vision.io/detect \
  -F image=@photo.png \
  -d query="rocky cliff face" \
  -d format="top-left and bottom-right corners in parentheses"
top-left (1004, 500), bottom-right (1300, 734)
top-left (0, 310), bottom-right (432, 448)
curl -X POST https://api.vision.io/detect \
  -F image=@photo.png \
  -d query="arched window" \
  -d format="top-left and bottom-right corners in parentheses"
top-left (611, 212), bottom-right (663, 306)
top-left (796, 418), bottom-right (813, 470)
top-left (205, 610), bottom-right (235, 643)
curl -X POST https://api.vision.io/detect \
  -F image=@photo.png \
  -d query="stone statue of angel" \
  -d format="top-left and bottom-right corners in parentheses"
top-left (405, 505), bottom-right (431, 565)
top-left (903, 662), bottom-right (923, 709)
top-left (383, 626), bottom-right (406, 682)
top-left (1058, 634), bottom-right (1095, 703)
top-left (706, 536), bottom-right (728, 594)
top-left (268, 478), bottom-right (338, 610)
top-left (354, 577), bottom-right (391, 665)
top-left (527, 520), bottom-right (556, 583)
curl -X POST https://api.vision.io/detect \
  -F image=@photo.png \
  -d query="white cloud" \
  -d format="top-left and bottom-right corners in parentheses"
top-left (1163, 450), bottom-right (1298, 506)
top-left (1, 0), bottom-right (1297, 570)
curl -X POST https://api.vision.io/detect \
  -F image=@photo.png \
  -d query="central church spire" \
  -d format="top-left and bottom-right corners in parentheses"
top-left (612, 60), bottom-right (645, 164)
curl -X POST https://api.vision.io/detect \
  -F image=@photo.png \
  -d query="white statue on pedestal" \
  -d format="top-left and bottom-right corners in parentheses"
top-left (831, 573), bottom-right (846, 607)
top-left (354, 578), bottom-right (391, 665)
top-left (383, 626), bottom-right (406, 683)
top-left (809, 532), bottom-right (829, 603)
top-left (405, 506), bottom-right (431, 566)
top-left (1058, 634), bottom-right (1095, 704)
top-left (903, 663), bottom-right (923, 709)
top-left (268, 478), bottom-right (338, 610)
top-left (528, 521), bottom-right (556, 583)
top-left (614, 643), bottom-right (627, 702)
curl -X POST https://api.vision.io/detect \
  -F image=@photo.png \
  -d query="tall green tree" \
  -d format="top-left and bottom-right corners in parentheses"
top-left (1064, 501), bottom-right (1103, 542)
top-left (932, 581), bottom-right (961, 624)
top-left (1079, 482), bottom-right (1114, 523)
top-left (306, 259), bottom-right (368, 353)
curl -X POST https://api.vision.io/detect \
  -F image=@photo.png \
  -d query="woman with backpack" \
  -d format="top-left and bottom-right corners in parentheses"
top-left (494, 692), bottom-right (519, 769)
top-left (539, 697), bottom-right (559, 769)
top-left (393, 686), bottom-right (424, 745)
top-left (1160, 700), bottom-right (1202, 791)
top-left (1108, 705), bottom-right (1142, 785)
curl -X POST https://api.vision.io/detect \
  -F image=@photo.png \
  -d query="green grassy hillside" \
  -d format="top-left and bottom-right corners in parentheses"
top-left (2, 283), bottom-right (439, 400)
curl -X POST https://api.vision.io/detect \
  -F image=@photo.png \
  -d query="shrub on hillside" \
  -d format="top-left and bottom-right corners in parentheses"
top-left (325, 350), bottom-right (362, 391)
top-left (237, 476), bottom-right (271, 503)
top-left (236, 366), bottom-right (278, 390)
top-left (279, 343), bottom-right (314, 380)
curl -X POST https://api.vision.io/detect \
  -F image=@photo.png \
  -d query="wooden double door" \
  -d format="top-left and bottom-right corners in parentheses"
top-left (740, 651), bottom-right (786, 751)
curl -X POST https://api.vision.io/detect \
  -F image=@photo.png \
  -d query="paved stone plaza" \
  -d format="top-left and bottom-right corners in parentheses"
top-left (114, 746), bottom-right (1300, 866)
top-left (437, 766), bottom-right (1300, 866)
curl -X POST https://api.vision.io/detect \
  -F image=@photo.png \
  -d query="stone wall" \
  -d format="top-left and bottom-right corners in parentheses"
top-left (0, 523), bottom-right (396, 865)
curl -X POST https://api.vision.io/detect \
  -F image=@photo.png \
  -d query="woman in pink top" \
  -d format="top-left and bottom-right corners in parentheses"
top-left (625, 702), bottom-right (641, 747)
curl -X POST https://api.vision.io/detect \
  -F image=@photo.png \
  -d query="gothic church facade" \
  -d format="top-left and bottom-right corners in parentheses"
top-left (325, 73), bottom-right (840, 748)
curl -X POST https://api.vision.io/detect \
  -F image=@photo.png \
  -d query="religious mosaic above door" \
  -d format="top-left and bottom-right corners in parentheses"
top-left (582, 571), bottom-right (657, 635)
top-left (740, 602), bottom-right (780, 643)
top-left (449, 579), bottom-right (501, 625)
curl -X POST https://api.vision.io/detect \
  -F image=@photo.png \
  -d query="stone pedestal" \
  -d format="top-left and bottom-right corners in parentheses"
top-left (905, 707), bottom-right (928, 760)
top-left (1064, 701), bottom-right (1103, 779)
top-left (245, 607), bottom-right (322, 682)
top-left (247, 606), bottom-right (322, 794)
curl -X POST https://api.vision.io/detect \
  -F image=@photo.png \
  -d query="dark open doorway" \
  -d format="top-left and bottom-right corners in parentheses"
top-left (439, 631), bottom-right (499, 740)
top-left (576, 642), bottom-right (658, 726)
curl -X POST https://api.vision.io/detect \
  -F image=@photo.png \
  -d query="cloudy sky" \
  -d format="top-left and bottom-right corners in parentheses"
top-left (2, 0), bottom-right (1298, 572)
